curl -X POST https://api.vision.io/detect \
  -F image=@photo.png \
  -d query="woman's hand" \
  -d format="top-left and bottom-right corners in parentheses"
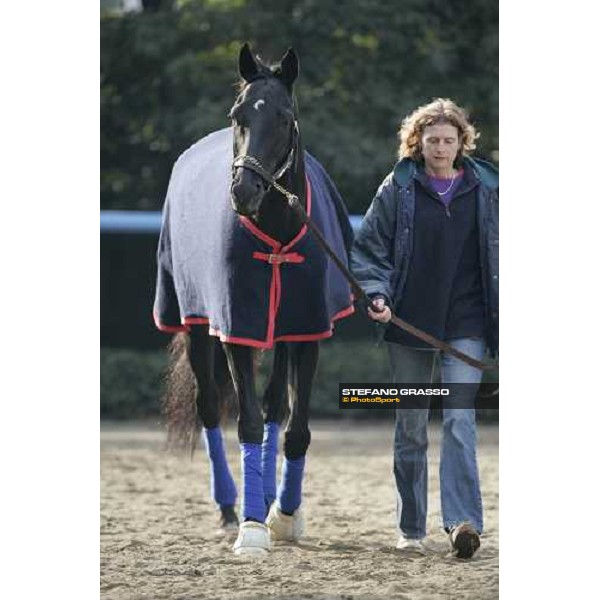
top-left (367, 297), bottom-right (392, 323)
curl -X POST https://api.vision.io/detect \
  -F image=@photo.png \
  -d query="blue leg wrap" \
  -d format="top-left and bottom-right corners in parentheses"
top-left (262, 422), bottom-right (280, 509)
top-left (240, 443), bottom-right (265, 522)
top-left (278, 456), bottom-right (305, 514)
top-left (202, 427), bottom-right (237, 508)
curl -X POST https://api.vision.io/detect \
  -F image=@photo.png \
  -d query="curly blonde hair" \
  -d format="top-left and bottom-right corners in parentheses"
top-left (398, 98), bottom-right (479, 161)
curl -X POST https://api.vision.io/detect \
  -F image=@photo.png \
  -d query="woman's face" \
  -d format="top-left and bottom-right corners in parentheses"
top-left (420, 123), bottom-right (461, 172)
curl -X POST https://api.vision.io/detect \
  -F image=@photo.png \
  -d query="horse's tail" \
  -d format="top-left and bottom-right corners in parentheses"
top-left (162, 332), bottom-right (237, 455)
top-left (162, 333), bottom-right (197, 453)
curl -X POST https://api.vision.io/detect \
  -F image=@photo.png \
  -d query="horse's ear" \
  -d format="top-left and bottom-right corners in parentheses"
top-left (239, 42), bottom-right (258, 82)
top-left (279, 47), bottom-right (299, 89)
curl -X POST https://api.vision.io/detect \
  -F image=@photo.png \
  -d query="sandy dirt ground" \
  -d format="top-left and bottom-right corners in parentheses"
top-left (101, 420), bottom-right (498, 600)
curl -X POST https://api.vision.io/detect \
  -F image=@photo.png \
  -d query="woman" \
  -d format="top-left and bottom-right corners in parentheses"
top-left (351, 98), bottom-right (498, 559)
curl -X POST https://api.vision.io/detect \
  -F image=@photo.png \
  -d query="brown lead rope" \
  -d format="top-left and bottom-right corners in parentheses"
top-left (286, 191), bottom-right (496, 372)
top-left (233, 157), bottom-right (497, 372)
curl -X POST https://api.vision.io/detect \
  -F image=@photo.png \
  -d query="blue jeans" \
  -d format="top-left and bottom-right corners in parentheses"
top-left (388, 338), bottom-right (485, 539)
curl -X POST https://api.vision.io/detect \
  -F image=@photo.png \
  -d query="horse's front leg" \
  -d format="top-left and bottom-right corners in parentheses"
top-left (267, 341), bottom-right (319, 542)
top-left (262, 342), bottom-right (289, 511)
top-left (222, 342), bottom-right (271, 555)
top-left (187, 326), bottom-right (238, 532)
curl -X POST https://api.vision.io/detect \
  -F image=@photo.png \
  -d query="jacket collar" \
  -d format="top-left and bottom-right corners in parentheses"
top-left (393, 156), bottom-right (499, 191)
top-left (464, 156), bottom-right (499, 190)
top-left (392, 158), bottom-right (417, 188)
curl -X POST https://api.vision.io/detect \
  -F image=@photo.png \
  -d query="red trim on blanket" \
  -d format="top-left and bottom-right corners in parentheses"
top-left (332, 304), bottom-right (356, 322)
top-left (238, 176), bottom-right (312, 252)
top-left (274, 304), bottom-right (356, 341)
top-left (276, 332), bottom-right (335, 342)
top-left (239, 216), bottom-right (281, 251)
top-left (156, 303), bottom-right (355, 347)
top-left (153, 311), bottom-right (190, 333)
top-left (266, 260), bottom-right (280, 344)
top-left (156, 323), bottom-right (189, 333)
top-left (205, 304), bottom-right (354, 347)
top-left (208, 328), bottom-right (273, 349)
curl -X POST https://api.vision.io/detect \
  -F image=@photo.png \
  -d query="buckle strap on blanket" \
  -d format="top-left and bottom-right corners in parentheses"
top-left (252, 251), bottom-right (305, 265)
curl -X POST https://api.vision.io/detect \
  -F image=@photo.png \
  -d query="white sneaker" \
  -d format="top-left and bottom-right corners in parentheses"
top-left (232, 521), bottom-right (272, 556)
top-left (396, 534), bottom-right (428, 555)
top-left (266, 503), bottom-right (305, 542)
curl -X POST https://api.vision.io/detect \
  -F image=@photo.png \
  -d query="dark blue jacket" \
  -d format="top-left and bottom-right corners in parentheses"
top-left (351, 156), bottom-right (499, 357)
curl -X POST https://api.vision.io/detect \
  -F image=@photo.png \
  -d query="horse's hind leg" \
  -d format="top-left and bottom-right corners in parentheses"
top-left (187, 325), bottom-right (238, 531)
top-left (262, 342), bottom-right (289, 511)
top-left (267, 341), bottom-right (319, 542)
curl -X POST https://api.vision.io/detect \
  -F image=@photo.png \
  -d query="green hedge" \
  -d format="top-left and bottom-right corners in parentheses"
top-left (101, 0), bottom-right (498, 214)
top-left (101, 340), bottom-right (498, 420)
top-left (100, 349), bottom-right (168, 418)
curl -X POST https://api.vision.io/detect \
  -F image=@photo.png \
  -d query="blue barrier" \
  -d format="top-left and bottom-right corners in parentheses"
top-left (100, 211), bottom-right (163, 234)
top-left (100, 210), bottom-right (364, 234)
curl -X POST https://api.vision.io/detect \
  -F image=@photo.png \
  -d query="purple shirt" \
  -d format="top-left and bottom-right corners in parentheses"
top-left (427, 169), bottom-right (464, 206)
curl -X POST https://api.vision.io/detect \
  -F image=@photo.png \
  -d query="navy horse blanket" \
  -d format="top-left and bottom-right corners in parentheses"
top-left (153, 127), bottom-right (354, 348)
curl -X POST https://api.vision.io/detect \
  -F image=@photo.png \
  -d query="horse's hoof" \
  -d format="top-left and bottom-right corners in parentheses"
top-left (232, 521), bottom-right (271, 555)
top-left (217, 505), bottom-right (239, 536)
top-left (266, 503), bottom-right (305, 542)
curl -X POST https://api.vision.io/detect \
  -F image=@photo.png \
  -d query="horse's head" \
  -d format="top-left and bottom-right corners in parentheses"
top-left (229, 43), bottom-right (299, 217)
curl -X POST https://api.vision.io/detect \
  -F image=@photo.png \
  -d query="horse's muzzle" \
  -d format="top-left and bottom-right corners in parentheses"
top-left (230, 176), bottom-right (266, 216)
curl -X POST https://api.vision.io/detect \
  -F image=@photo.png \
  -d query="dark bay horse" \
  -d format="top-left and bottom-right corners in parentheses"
top-left (154, 44), bottom-right (353, 555)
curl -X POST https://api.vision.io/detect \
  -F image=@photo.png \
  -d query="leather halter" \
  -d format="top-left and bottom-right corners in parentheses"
top-left (232, 120), bottom-right (299, 190)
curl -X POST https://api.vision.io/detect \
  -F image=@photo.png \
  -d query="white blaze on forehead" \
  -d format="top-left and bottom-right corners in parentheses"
top-left (253, 99), bottom-right (265, 111)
